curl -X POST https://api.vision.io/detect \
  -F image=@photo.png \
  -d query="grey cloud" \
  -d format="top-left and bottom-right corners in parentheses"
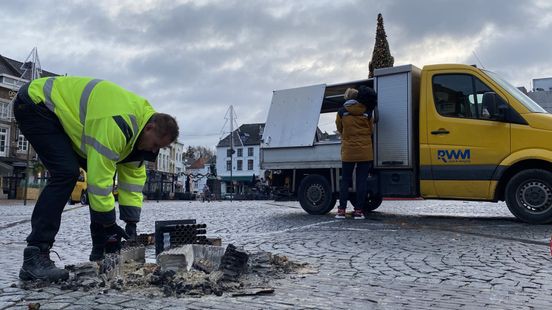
top-left (0, 0), bottom-right (549, 147)
top-left (385, 0), bottom-right (531, 41)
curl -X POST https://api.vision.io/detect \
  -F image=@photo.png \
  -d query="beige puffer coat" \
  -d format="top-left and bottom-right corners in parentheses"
top-left (335, 100), bottom-right (373, 162)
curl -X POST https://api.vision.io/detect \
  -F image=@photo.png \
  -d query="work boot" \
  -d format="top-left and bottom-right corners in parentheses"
top-left (89, 245), bottom-right (105, 261)
top-left (89, 222), bottom-right (129, 260)
top-left (19, 246), bottom-right (69, 282)
top-left (89, 222), bottom-right (106, 261)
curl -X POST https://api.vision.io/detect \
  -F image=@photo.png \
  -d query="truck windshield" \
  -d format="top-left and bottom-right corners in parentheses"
top-left (483, 69), bottom-right (547, 113)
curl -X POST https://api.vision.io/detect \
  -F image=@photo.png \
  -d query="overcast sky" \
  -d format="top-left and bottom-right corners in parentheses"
top-left (1, 0), bottom-right (551, 148)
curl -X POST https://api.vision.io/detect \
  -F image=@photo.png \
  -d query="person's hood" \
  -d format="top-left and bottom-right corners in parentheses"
top-left (344, 99), bottom-right (366, 116)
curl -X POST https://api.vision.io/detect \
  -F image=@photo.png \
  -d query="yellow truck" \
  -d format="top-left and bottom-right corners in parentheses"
top-left (69, 168), bottom-right (88, 205)
top-left (261, 64), bottom-right (552, 223)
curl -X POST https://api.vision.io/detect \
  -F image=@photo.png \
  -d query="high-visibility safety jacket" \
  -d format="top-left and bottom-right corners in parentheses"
top-left (26, 76), bottom-right (157, 224)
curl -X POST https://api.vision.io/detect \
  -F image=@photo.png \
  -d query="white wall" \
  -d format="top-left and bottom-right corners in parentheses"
top-left (156, 142), bottom-right (184, 175)
top-left (173, 142), bottom-right (184, 189)
top-left (187, 166), bottom-right (210, 193)
top-left (534, 78), bottom-right (552, 91)
top-left (157, 147), bottom-right (170, 172)
top-left (216, 145), bottom-right (263, 194)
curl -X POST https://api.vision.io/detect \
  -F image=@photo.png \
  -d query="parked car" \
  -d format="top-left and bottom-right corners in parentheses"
top-left (68, 169), bottom-right (119, 205)
top-left (69, 168), bottom-right (88, 205)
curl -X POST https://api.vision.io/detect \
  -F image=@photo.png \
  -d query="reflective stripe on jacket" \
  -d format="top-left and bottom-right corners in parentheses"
top-left (27, 76), bottom-right (156, 224)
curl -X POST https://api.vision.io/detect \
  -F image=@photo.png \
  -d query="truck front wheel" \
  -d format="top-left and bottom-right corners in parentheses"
top-left (298, 175), bottom-right (335, 215)
top-left (505, 169), bottom-right (552, 224)
top-left (80, 190), bottom-right (89, 205)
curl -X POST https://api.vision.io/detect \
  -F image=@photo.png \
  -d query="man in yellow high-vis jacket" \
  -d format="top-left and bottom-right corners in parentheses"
top-left (14, 76), bottom-right (179, 282)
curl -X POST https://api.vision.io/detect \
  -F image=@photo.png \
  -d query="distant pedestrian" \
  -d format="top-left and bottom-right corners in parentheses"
top-left (335, 86), bottom-right (376, 219)
top-left (202, 184), bottom-right (211, 202)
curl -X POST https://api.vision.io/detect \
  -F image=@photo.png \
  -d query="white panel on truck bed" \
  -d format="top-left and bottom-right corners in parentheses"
top-left (261, 142), bottom-right (341, 169)
top-left (375, 71), bottom-right (411, 167)
top-left (262, 84), bottom-right (326, 148)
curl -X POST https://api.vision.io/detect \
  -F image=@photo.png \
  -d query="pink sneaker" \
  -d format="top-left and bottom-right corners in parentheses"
top-left (335, 208), bottom-right (346, 219)
top-left (353, 209), bottom-right (365, 220)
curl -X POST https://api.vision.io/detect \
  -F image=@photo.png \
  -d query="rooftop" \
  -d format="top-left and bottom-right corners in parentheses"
top-left (217, 123), bottom-right (265, 148)
top-left (0, 54), bottom-right (58, 80)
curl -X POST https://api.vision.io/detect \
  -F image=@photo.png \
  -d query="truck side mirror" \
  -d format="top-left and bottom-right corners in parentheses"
top-left (497, 103), bottom-right (509, 121)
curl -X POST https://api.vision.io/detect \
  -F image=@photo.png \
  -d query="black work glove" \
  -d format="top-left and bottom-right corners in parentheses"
top-left (125, 222), bottom-right (137, 242)
top-left (104, 223), bottom-right (130, 254)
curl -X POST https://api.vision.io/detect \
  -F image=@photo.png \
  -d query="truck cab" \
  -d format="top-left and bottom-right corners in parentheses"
top-left (261, 64), bottom-right (552, 224)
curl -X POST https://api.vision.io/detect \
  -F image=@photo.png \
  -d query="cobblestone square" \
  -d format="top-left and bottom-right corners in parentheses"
top-left (1, 199), bottom-right (551, 309)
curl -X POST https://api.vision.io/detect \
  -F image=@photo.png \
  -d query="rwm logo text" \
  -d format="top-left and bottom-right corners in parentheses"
top-left (437, 149), bottom-right (471, 163)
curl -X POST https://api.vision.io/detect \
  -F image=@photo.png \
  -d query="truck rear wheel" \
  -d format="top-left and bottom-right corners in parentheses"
top-left (349, 193), bottom-right (383, 212)
top-left (298, 175), bottom-right (335, 215)
top-left (505, 169), bottom-right (552, 224)
top-left (365, 194), bottom-right (383, 212)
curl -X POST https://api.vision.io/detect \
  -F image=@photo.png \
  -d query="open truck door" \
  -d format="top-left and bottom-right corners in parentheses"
top-left (262, 84), bottom-right (326, 149)
top-left (261, 84), bottom-right (339, 214)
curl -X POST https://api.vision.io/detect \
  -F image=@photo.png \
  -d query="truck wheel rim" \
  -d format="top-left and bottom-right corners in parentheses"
top-left (306, 184), bottom-right (325, 206)
top-left (517, 181), bottom-right (552, 214)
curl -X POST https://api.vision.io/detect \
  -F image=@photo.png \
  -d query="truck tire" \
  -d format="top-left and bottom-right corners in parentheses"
top-left (349, 193), bottom-right (383, 212)
top-left (298, 175), bottom-right (335, 215)
top-left (505, 169), bottom-right (552, 224)
top-left (80, 190), bottom-right (89, 205)
top-left (365, 194), bottom-right (383, 212)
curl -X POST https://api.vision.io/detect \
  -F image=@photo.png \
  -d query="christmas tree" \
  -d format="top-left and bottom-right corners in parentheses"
top-left (368, 13), bottom-right (394, 78)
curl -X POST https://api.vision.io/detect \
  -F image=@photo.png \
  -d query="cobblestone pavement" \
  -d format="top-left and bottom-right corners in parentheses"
top-left (1, 199), bottom-right (552, 309)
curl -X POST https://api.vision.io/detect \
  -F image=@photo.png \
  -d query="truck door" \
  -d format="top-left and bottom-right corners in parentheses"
top-left (425, 70), bottom-right (510, 199)
top-left (262, 84), bottom-right (326, 149)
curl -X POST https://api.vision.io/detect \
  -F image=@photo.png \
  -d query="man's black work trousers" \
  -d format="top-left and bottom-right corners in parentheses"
top-left (14, 84), bottom-right (84, 248)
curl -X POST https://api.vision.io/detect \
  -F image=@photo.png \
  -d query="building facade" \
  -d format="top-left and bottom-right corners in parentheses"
top-left (173, 142), bottom-right (185, 191)
top-left (144, 141), bottom-right (184, 199)
top-left (0, 54), bottom-right (57, 199)
top-left (186, 157), bottom-right (210, 194)
top-left (533, 77), bottom-right (552, 92)
top-left (527, 77), bottom-right (552, 112)
top-left (216, 123), bottom-right (265, 197)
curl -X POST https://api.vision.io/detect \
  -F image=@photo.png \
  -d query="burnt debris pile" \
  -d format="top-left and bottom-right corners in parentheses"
top-left (19, 220), bottom-right (316, 298)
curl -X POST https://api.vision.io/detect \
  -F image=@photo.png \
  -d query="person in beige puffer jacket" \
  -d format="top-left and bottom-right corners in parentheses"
top-left (335, 86), bottom-right (375, 219)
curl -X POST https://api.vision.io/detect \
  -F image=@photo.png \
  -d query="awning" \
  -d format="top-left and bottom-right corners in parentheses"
top-left (0, 161), bottom-right (13, 175)
top-left (220, 176), bottom-right (254, 182)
